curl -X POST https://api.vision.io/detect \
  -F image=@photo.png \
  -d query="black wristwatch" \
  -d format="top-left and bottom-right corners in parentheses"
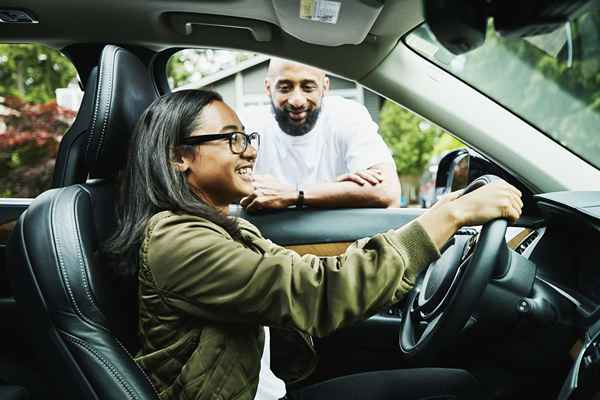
top-left (296, 184), bottom-right (305, 208)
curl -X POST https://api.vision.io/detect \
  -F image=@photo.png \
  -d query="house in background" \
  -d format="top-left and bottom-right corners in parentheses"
top-left (174, 55), bottom-right (384, 123)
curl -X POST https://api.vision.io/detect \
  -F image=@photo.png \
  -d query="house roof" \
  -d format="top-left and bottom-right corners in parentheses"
top-left (174, 54), bottom-right (270, 91)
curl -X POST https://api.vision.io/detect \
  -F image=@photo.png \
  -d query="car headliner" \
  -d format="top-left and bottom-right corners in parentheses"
top-left (0, 0), bottom-right (423, 82)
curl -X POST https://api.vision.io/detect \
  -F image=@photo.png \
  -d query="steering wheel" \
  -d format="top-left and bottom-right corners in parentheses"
top-left (399, 175), bottom-right (511, 362)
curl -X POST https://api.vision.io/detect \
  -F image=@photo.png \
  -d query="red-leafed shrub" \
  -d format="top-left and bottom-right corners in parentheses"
top-left (0, 96), bottom-right (76, 197)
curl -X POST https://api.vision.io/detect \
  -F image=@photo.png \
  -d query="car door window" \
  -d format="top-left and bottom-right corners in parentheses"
top-left (0, 44), bottom-right (82, 299)
top-left (167, 49), bottom-right (464, 208)
top-left (0, 44), bottom-right (82, 199)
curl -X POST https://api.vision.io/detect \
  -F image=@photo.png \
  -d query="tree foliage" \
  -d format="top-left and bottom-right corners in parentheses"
top-left (0, 96), bottom-right (75, 197)
top-left (0, 44), bottom-right (77, 104)
top-left (379, 100), bottom-right (463, 176)
top-left (430, 12), bottom-right (600, 168)
top-left (0, 44), bottom-right (78, 197)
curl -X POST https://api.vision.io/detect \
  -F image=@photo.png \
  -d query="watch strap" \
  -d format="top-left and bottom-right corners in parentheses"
top-left (296, 184), bottom-right (305, 208)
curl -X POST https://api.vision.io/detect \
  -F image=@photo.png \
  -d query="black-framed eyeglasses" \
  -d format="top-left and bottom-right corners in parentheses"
top-left (180, 131), bottom-right (260, 155)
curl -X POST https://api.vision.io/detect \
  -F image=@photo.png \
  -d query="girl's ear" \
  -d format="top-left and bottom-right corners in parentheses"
top-left (171, 147), bottom-right (193, 173)
top-left (173, 159), bottom-right (189, 173)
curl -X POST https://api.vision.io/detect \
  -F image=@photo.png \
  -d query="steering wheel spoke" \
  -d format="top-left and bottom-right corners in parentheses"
top-left (420, 313), bottom-right (442, 339)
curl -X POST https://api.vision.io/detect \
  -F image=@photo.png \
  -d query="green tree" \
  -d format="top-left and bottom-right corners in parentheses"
top-left (0, 44), bottom-right (77, 104)
top-left (452, 13), bottom-right (600, 167)
top-left (379, 100), bottom-right (462, 176)
top-left (409, 10), bottom-right (600, 168)
top-left (0, 44), bottom-right (78, 197)
top-left (432, 133), bottom-right (465, 156)
top-left (166, 51), bottom-right (193, 89)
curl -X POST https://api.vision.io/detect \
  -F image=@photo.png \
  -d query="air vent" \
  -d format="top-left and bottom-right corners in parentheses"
top-left (516, 229), bottom-right (542, 255)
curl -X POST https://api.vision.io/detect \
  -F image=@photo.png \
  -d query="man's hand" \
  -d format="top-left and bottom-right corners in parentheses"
top-left (241, 174), bottom-right (296, 212)
top-left (336, 168), bottom-right (384, 186)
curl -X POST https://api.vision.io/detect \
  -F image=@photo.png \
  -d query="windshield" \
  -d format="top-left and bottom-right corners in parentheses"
top-left (406, 10), bottom-right (600, 170)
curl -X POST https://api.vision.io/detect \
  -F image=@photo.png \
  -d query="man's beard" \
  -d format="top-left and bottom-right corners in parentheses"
top-left (271, 101), bottom-right (321, 137)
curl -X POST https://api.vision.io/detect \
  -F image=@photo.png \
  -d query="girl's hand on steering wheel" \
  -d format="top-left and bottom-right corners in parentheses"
top-left (449, 181), bottom-right (523, 226)
top-left (416, 180), bottom-right (522, 252)
top-left (430, 189), bottom-right (464, 210)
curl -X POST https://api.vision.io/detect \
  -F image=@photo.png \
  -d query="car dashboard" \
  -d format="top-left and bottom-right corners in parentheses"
top-left (515, 191), bottom-right (600, 399)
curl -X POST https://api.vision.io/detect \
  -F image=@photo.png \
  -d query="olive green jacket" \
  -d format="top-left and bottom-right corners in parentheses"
top-left (135, 211), bottom-right (439, 400)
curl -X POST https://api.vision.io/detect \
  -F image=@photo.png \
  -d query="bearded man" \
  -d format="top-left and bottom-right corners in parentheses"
top-left (240, 59), bottom-right (401, 211)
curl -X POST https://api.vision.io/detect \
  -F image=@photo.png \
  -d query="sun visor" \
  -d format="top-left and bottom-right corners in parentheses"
top-left (272, 0), bottom-right (383, 46)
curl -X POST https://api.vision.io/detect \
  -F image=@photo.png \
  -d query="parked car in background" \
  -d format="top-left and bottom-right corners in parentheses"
top-left (418, 155), bottom-right (441, 208)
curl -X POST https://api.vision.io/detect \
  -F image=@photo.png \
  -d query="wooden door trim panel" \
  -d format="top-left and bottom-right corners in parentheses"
top-left (286, 242), bottom-right (352, 256)
top-left (286, 228), bottom-right (536, 256)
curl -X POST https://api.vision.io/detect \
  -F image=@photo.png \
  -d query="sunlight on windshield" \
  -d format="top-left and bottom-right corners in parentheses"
top-left (406, 10), bottom-right (600, 170)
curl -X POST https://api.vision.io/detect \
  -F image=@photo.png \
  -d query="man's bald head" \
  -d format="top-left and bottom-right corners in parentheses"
top-left (266, 58), bottom-right (327, 82)
top-left (265, 58), bottom-right (329, 137)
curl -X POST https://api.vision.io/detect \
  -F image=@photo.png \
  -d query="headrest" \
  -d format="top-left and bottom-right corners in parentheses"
top-left (86, 45), bottom-right (158, 178)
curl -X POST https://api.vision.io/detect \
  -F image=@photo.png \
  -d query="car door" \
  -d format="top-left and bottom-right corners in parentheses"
top-left (235, 206), bottom-right (426, 384)
top-left (0, 198), bottom-right (30, 378)
top-left (0, 43), bottom-right (82, 397)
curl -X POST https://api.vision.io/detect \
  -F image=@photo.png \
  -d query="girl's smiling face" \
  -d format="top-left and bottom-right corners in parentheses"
top-left (176, 100), bottom-right (256, 211)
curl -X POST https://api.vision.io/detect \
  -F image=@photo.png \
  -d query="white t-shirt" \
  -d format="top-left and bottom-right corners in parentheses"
top-left (242, 96), bottom-right (394, 186)
top-left (255, 327), bottom-right (286, 400)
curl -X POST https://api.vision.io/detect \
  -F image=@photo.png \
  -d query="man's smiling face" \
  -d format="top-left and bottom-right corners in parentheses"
top-left (265, 59), bottom-right (329, 136)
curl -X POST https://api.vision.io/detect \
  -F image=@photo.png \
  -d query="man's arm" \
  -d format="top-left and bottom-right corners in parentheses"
top-left (241, 162), bottom-right (401, 211)
top-left (306, 162), bottom-right (400, 208)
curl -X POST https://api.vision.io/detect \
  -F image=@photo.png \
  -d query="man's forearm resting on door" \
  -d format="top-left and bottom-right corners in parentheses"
top-left (302, 163), bottom-right (400, 208)
top-left (243, 162), bottom-right (401, 211)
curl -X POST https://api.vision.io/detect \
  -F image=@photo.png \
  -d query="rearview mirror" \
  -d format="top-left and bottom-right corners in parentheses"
top-left (423, 0), bottom-right (593, 55)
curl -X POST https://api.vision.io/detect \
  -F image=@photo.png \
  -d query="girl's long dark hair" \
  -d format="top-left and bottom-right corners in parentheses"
top-left (104, 90), bottom-right (242, 277)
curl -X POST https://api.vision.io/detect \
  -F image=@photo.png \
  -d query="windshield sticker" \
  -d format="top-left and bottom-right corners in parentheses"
top-left (300, 0), bottom-right (341, 24)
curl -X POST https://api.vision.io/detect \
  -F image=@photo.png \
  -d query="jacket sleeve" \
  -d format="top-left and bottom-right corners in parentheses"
top-left (142, 214), bottom-right (440, 337)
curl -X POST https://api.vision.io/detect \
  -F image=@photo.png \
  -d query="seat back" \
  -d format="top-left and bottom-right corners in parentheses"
top-left (7, 45), bottom-right (159, 400)
top-left (51, 67), bottom-right (99, 187)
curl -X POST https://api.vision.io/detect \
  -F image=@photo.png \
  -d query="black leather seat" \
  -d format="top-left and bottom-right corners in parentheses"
top-left (7, 45), bottom-right (159, 400)
top-left (51, 67), bottom-right (99, 187)
top-left (0, 385), bottom-right (28, 400)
